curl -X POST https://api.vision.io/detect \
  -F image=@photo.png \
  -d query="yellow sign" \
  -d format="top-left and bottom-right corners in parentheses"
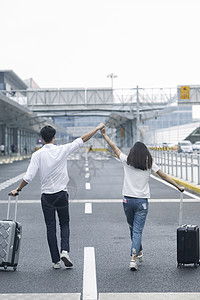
top-left (180, 86), bottom-right (190, 100)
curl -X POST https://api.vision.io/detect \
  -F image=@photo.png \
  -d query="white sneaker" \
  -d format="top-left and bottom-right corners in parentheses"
top-left (61, 250), bottom-right (73, 267)
top-left (137, 252), bottom-right (143, 263)
top-left (130, 258), bottom-right (138, 271)
top-left (53, 261), bottom-right (61, 269)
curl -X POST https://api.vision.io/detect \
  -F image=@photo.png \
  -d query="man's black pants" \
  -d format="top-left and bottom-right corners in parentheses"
top-left (41, 190), bottom-right (70, 263)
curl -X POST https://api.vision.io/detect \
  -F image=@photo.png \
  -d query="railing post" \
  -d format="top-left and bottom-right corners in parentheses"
top-left (198, 155), bottom-right (200, 185)
top-left (171, 151), bottom-right (174, 176)
top-left (167, 151), bottom-right (170, 174)
top-left (154, 149), bottom-right (157, 164)
top-left (185, 154), bottom-right (188, 181)
top-left (164, 151), bottom-right (166, 173)
top-left (191, 154), bottom-right (193, 183)
top-left (180, 153), bottom-right (183, 179)
top-left (176, 152), bottom-right (178, 177)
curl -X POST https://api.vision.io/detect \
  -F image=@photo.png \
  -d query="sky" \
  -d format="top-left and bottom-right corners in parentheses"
top-left (0, 0), bottom-right (200, 89)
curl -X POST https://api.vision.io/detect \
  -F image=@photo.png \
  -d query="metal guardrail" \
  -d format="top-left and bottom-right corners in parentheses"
top-left (151, 150), bottom-right (200, 185)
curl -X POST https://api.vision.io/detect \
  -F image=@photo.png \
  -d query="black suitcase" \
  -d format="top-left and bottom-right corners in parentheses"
top-left (177, 192), bottom-right (200, 268)
top-left (0, 195), bottom-right (22, 271)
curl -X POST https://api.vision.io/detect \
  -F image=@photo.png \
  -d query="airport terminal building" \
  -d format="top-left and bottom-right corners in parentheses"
top-left (0, 70), bottom-right (63, 155)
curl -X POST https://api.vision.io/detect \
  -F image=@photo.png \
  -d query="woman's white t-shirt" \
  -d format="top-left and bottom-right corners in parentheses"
top-left (119, 152), bottom-right (160, 199)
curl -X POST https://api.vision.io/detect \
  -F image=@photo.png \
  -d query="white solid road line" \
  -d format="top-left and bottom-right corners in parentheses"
top-left (151, 174), bottom-right (200, 200)
top-left (83, 247), bottom-right (97, 300)
top-left (99, 293), bottom-right (200, 300)
top-left (0, 172), bottom-right (25, 192)
top-left (71, 199), bottom-right (200, 203)
top-left (0, 198), bottom-right (200, 204)
top-left (85, 203), bottom-right (92, 214)
top-left (0, 294), bottom-right (81, 300)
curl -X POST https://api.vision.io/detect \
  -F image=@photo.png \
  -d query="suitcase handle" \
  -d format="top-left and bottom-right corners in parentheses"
top-left (7, 195), bottom-right (18, 221)
top-left (179, 191), bottom-right (183, 226)
top-left (15, 231), bottom-right (22, 252)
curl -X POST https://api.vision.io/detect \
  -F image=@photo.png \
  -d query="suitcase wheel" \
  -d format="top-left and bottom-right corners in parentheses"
top-left (4, 265), bottom-right (7, 270)
top-left (13, 266), bottom-right (17, 271)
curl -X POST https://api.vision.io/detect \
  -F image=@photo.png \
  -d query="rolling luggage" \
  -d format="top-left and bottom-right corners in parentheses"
top-left (0, 195), bottom-right (22, 271)
top-left (177, 192), bottom-right (200, 268)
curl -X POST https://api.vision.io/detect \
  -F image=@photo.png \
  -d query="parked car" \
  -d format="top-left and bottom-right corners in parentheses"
top-left (192, 141), bottom-right (200, 152)
top-left (162, 142), bottom-right (176, 150)
top-left (178, 141), bottom-right (193, 153)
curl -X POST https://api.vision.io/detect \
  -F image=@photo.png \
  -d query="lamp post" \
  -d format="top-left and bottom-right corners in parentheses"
top-left (107, 73), bottom-right (117, 89)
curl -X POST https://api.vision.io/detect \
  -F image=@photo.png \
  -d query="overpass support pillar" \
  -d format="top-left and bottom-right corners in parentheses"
top-left (115, 120), bottom-right (137, 149)
top-left (132, 119), bottom-right (137, 144)
top-left (123, 121), bottom-right (134, 147)
top-left (0, 124), bottom-right (5, 146)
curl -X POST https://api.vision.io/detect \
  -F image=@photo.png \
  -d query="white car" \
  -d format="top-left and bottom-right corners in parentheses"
top-left (178, 141), bottom-right (193, 153)
top-left (193, 141), bottom-right (200, 152)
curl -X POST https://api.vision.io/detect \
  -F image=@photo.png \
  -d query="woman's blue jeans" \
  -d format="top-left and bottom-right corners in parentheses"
top-left (123, 196), bottom-right (148, 256)
top-left (41, 191), bottom-right (70, 263)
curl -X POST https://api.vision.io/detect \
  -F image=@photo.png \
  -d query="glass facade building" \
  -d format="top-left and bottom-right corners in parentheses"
top-left (53, 116), bottom-right (105, 128)
top-left (145, 106), bottom-right (193, 131)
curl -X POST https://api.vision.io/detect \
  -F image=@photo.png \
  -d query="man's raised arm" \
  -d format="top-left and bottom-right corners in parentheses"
top-left (81, 123), bottom-right (105, 142)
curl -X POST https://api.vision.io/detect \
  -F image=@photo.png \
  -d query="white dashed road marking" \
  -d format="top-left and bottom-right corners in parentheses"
top-left (85, 203), bottom-right (92, 214)
top-left (83, 247), bottom-right (97, 300)
top-left (85, 182), bottom-right (91, 190)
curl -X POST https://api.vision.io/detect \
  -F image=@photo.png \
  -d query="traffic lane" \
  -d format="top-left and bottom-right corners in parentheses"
top-left (69, 153), bottom-right (191, 200)
top-left (0, 202), bottom-right (84, 294)
top-left (67, 155), bottom-right (123, 199)
top-left (149, 176), bottom-right (191, 199)
top-left (86, 201), bottom-right (200, 293)
top-left (0, 172), bottom-right (41, 201)
top-left (0, 159), bottom-right (29, 184)
top-left (0, 152), bottom-right (117, 201)
top-left (0, 153), bottom-right (194, 201)
top-left (68, 155), bottom-right (180, 200)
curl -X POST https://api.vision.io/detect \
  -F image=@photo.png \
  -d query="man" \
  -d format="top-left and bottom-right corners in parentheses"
top-left (9, 123), bottom-right (105, 269)
top-left (0, 144), bottom-right (5, 156)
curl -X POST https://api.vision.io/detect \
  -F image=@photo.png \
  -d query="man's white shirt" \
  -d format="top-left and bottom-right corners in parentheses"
top-left (23, 138), bottom-right (83, 194)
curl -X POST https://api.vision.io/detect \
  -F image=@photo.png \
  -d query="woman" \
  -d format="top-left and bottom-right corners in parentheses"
top-left (101, 126), bottom-right (184, 271)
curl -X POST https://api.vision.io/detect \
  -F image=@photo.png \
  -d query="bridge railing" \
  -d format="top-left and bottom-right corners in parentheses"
top-left (151, 149), bottom-right (200, 186)
top-left (1, 87), bottom-right (177, 107)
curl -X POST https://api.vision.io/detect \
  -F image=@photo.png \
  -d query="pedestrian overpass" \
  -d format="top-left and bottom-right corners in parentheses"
top-left (8, 86), bottom-right (177, 117)
top-left (4, 86), bottom-right (178, 146)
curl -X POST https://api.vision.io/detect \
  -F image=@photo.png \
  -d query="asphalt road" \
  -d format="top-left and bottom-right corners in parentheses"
top-left (0, 148), bottom-right (200, 299)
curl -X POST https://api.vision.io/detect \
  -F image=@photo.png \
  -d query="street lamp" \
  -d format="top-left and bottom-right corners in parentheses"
top-left (107, 73), bottom-right (117, 89)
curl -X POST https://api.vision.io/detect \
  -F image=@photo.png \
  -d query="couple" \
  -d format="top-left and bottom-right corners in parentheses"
top-left (10, 123), bottom-right (184, 271)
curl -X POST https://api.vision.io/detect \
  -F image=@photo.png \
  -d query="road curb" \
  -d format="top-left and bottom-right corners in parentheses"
top-left (0, 155), bottom-right (31, 165)
top-left (170, 176), bottom-right (200, 194)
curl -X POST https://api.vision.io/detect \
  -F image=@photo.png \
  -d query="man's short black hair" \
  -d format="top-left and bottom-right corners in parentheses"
top-left (40, 125), bottom-right (56, 143)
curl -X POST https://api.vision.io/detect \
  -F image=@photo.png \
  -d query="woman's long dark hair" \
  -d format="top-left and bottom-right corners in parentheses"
top-left (127, 141), bottom-right (153, 170)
